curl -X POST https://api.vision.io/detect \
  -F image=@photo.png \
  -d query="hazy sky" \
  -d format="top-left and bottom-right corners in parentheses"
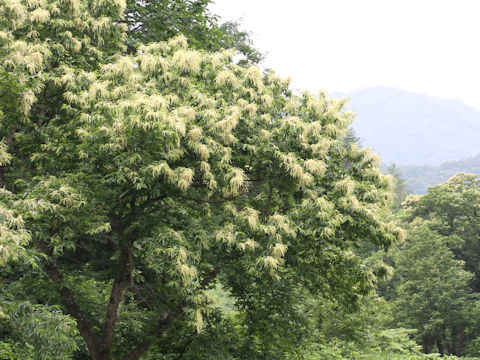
top-left (210, 0), bottom-right (480, 109)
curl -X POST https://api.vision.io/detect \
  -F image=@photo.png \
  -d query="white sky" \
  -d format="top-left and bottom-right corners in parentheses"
top-left (210, 0), bottom-right (480, 109)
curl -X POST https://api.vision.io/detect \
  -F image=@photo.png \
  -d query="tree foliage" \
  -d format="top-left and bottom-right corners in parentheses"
top-left (386, 173), bottom-right (480, 356)
top-left (0, 0), bottom-right (404, 359)
top-left (125, 0), bottom-right (264, 64)
top-left (386, 164), bottom-right (410, 211)
top-left (405, 173), bottom-right (480, 291)
top-left (391, 222), bottom-right (474, 355)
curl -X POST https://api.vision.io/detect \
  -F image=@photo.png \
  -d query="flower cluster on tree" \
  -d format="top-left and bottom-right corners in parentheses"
top-left (0, 0), bottom-right (403, 359)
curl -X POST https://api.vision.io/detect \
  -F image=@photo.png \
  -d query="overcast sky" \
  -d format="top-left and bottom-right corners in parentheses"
top-left (210, 0), bottom-right (480, 109)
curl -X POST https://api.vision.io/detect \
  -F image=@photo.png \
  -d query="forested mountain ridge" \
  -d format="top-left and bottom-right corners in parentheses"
top-left (398, 154), bottom-right (480, 194)
top-left (337, 87), bottom-right (480, 166)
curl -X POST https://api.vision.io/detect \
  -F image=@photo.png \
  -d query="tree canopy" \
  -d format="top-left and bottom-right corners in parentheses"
top-left (0, 0), bottom-right (404, 359)
top-left (125, 0), bottom-right (264, 64)
top-left (382, 173), bottom-right (480, 356)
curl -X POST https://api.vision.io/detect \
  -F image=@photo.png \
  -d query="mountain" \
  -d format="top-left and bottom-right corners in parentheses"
top-left (397, 154), bottom-right (480, 194)
top-left (336, 87), bottom-right (480, 166)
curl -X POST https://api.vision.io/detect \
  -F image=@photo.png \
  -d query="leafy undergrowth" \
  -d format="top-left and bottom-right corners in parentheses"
top-left (300, 347), bottom-right (479, 360)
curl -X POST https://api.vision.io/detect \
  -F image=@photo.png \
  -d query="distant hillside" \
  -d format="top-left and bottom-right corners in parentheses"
top-left (397, 154), bottom-right (480, 194)
top-left (336, 87), bottom-right (480, 166)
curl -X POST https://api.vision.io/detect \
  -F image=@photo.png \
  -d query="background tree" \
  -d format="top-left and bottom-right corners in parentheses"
top-left (387, 163), bottom-right (411, 211)
top-left (406, 173), bottom-right (480, 291)
top-left (342, 127), bottom-right (362, 148)
top-left (382, 174), bottom-right (480, 356)
top-left (391, 221), bottom-right (474, 356)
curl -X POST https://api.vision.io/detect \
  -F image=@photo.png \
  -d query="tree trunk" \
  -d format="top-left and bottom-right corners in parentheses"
top-left (99, 242), bottom-right (134, 359)
top-left (436, 338), bottom-right (444, 356)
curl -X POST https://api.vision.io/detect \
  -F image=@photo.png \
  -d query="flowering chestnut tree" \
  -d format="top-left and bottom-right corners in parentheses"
top-left (0, 0), bottom-right (403, 359)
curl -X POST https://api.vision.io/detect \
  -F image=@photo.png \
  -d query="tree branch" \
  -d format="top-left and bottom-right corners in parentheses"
top-left (122, 266), bottom-right (221, 360)
top-left (5, 127), bottom-right (16, 146)
top-left (0, 127), bottom-right (17, 188)
top-left (136, 193), bottom-right (168, 212)
top-left (179, 191), bottom-right (247, 205)
top-left (100, 194), bottom-right (137, 358)
top-left (33, 238), bottom-right (100, 357)
top-left (0, 168), bottom-right (6, 188)
top-left (99, 242), bottom-right (134, 357)
top-left (263, 184), bottom-right (273, 219)
top-left (176, 330), bottom-right (197, 360)
top-left (199, 266), bottom-right (220, 289)
top-left (43, 261), bottom-right (101, 359)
